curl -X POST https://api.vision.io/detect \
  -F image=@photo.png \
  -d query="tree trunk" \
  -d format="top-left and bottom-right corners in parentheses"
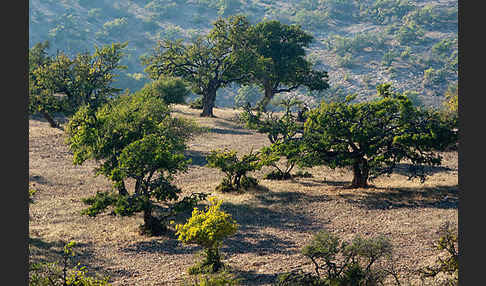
top-left (40, 111), bottom-right (59, 129)
top-left (200, 84), bottom-right (218, 117)
top-left (351, 159), bottom-right (369, 188)
top-left (114, 180), bottom-right (128, 196)
top-left (257, 79), bottom-right (274, 112)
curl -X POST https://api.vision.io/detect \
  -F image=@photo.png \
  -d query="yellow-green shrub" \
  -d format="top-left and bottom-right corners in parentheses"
top-left (176, 197), bottom-right (238, 273)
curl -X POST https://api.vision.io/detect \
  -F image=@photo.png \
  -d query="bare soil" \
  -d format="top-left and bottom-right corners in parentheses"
top-left (29, 105), bottom-right (458, 285)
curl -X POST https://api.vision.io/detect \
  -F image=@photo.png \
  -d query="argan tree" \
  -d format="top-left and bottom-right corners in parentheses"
top-left (302, 83), bottom-right (457, 188)
top-left (30, 42), bottom-right (127, 127)
top-left (143, 15), bottom-right (254, 117)
top-left (66, 91), bottom-right (203, 235)
top-left (244, 20), bottom-right (330, 111)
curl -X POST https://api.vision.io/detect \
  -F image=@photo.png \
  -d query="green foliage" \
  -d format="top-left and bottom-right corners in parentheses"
top-left (176, 197), bottom-right (238, 273)
top-left (190, 97), bottom-right (204, 109)
top-left (207, 149), bottom-right (261, 192)
top-left (29, 241), bottom-right (111, 286)
top-left (395, 21), bottom-right (425, 45)
top-left (30, 42), bottom-right (128, 125)
top-left (330, 32), bottom-right (386, 57)
top-left (245, 20), bottom-right (329, 111)
top-left (302, 83), bottom-right (457, 187)
top-left (139, 76), bottom-right (190, 104)
top-left (423, 67), bottom-right (446, 88)
top-left (241, 99), bottom-right (309, 180)
top-left (66, 91), bottom-right (201, 235)
top-left (420, 222), bottom-right (458, 285)
top-left (363, 0), bottom-right (415, 24)
top-left (234, 84), bottom-right (262, 108)
top-left (143, 15), bottom-right (254, 116)
top-left (300, 230), bottom-right (393, 285)
top-left (29, 189), bottom-right (37, 204)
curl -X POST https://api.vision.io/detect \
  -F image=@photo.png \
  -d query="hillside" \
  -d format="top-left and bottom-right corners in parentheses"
top-left (29, 105), bottom-right (458, 285)
top-left (29, 0), bottom-right (457, 108)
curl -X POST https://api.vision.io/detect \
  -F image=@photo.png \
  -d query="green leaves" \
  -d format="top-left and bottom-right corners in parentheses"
top-left (29, 41), bottom-right (128, 125)
top-left (207, 149), bottom-right (261, 192)
top-left (303, 84), bottom-right (457, 186)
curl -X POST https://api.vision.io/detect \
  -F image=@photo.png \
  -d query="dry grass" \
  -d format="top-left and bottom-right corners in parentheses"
top-left (29, 105), bottom-right (458, 285)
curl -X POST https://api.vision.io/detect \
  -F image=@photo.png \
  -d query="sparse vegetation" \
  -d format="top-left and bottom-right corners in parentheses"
top-left (29, 2), bottom-right (458, 284)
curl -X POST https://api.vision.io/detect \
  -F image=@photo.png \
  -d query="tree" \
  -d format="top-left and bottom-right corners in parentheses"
top-left (143, 15), bottom-right (254, 117)
top-left (29, 41), bottom-right (61, 128)
top-left (138, 75), bottom-right (190, 104)
top-left (30, 42), bottom-right (127, 127)
top-left (302, 83), bottom-right (457, 188)
top-left (66, 91), bottom-right (203, 235)
top-left (175, 197), bottom-right (238, 273)
top-left (244, 20), bottom-right (329, 111)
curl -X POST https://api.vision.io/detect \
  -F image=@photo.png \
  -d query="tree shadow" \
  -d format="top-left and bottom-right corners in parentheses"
top-left (206, 127), bottom-right (253, 135)
top-left (338, 185), bottom-right (459, 210)
top-left (229, 268), bottom-right (278, 286)
top-left (121, 237), bottom-right (199, 256)
top-left (29, 174), bottom-right (49, 185)
top-left (393, 163), bottom-right (456, 176)
top-left (29, 237), bottom-right (136, 281)
top-left (295, 178), bottom-right (350, 188)
top-left (184, 150), bottom-right (209, 166)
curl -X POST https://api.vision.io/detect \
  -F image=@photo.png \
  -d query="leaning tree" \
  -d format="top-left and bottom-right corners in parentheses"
top-left (302, 83), bottom-right (457, 188)
top-left (244, 20), bottom-right (330, 111)
top-left (143, 15), bottom-right (254, 117)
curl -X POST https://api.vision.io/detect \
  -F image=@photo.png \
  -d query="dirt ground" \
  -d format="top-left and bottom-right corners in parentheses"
top-left (28, 105), bottom-right (458, 285)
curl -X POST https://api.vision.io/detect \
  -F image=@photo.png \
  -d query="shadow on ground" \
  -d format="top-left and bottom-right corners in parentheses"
top-left (393, 163), bottom-right (456, 176)
top-left (29, 237), bottom-right (135, 281)
top-left (207, 127), bottom-right (253, 135)
top-left (230, 268), bottom-right (278, 286)
top-left (339, 184), bottom-right (458, 210)
top-left (184, 150), bottom-right (209, 166)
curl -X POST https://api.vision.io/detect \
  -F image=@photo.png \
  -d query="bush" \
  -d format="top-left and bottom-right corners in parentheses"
top-left (29, 241), bottom-right (111, 286)
top-left (207, 149), bottom-right (261, 193)
top-left (419, 222), bottom-right (458, 285)
top-left (300, 230), bottom-right (394, 285)
top-left (190, 97), bottom-right (204, 109)
top-left (176, 197), bottom-right (238, 274)
top-left (139, 76), bottom-right (190, 104)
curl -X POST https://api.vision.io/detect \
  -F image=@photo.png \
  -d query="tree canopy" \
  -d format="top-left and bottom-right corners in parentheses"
top-left (245, 20), bottom-right (330, 111)
top-left (66, 91), bottom-right (202, 235)
top-left (29, 42), bottom-right (127, 127)
top-left (143, 15), bottom-right (254, 117)
top-left (302, 84), bottom-right (457, 188)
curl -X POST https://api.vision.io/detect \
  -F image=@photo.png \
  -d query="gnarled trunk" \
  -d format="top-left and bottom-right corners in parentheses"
top-left (200, 83), bottom-right (218, 117)
top-left (257, 78), bottom-right (274, 112)
top-left (114, 180), bottom-right (129, 196)
top-left (351, 159), bottom-right (369, 188)
top-left (40, 111), bottom-right (59, 129)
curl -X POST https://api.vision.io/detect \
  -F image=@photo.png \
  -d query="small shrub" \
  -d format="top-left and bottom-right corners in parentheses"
top-left (190, 97), bottom-right (204, 109)
top-left (29, 241), bottom-right (111, 286)
top-left (176, 197), bottom-right (238, 274)
top-left (419, 222), bottom-right (458, 285)
top-left (139, 76), bottom-right (190, 104)
top-left (207, 149), bottom-right (261, 193)
top-left (300, 230), bottom-right (394, 285)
